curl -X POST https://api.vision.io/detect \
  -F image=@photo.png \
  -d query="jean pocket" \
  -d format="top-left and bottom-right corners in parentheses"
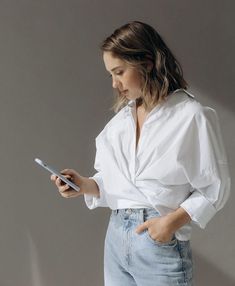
top-left (144, 208), bottom-right (160, 220)
top-left (145, 230), bottom-right (177, 246)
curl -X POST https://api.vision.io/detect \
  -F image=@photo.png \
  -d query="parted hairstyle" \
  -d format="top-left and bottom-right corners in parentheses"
top-left (100, 21), bottom-right (188, 113)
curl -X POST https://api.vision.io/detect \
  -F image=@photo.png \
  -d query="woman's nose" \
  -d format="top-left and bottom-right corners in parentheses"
top-left (112, 77), bottom-right (119, 89)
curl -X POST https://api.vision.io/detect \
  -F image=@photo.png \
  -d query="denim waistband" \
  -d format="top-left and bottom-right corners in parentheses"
top-left (111, 208), bottom-right (160, 219)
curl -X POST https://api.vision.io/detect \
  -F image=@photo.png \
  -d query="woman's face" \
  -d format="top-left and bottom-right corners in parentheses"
top-left (103, 52), bottom-right (143, 101)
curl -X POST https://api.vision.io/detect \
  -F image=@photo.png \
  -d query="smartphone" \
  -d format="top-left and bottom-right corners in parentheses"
top-left (34, 158), bottom-right (81, 192)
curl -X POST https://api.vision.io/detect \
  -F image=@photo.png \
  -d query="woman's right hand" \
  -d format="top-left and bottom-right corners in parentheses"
top-left (50, 169), bottom-right (86, 199)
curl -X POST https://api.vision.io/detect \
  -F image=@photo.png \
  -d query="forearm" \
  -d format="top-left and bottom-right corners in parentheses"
top-left (83, 177), bottom-right (100, 198)
top-left (165, 207), bottom-right (191, 233)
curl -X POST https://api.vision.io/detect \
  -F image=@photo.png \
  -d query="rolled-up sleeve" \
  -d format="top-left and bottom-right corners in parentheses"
top-left (84, 137), bottom-right (108, 209)
top-left (179, 107), bottom-right (231, 228)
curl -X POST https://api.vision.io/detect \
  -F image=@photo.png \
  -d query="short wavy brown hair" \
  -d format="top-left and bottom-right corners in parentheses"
top-left (100, 21), bottom-right (188, 113)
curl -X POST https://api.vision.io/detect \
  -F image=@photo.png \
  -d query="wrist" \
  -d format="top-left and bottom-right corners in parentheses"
top-left (83, 177), bottom-right (100, 197)
top-left (165, 207), bottom-right (191, 233)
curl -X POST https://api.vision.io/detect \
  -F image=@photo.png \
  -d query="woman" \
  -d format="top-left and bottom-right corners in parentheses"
top-left (51, 21), bottom-right (231, 286)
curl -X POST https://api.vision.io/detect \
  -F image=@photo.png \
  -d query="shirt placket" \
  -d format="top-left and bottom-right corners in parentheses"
top-left (128, 103), bottom-right (149, 184)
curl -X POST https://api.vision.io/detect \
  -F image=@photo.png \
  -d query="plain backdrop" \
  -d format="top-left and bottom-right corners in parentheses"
top-left (0, 0), bottom-right (234, 285)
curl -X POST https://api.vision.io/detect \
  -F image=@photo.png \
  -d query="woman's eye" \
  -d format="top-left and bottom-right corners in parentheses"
top-left (116, 71), bottom-right (123, 75)
top-left (108, 71), bottom-right (123, 78)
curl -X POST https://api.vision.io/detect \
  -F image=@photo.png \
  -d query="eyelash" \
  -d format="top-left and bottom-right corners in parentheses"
top-left (109, 71), bottom-right (123, 78)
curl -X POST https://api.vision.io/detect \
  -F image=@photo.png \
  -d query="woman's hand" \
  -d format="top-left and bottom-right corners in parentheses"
top-left (50, 169), bottom-right (86, 199)
top-left (135, 207), bottom-right (191, 243)
top-left (135, 216), bottom-right (175, 243)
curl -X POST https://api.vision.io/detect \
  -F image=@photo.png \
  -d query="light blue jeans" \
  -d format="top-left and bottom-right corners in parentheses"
top-left (104, 208), bottom-right (193, 286)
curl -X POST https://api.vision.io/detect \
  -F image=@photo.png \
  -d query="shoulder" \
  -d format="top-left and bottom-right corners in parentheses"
top-left (169, 89), bottom-right (218, 120)
top-left (95, 105), bottom-right (128, 142)
top-left (104, 105), bottom-right (127, 129)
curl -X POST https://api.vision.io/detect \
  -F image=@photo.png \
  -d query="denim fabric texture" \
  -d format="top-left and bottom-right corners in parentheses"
top-left (104, 208), bottom-right (193, 286)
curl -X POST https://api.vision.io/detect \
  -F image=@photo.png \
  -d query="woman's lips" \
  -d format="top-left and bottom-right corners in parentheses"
top-left (121, 90), bottom-right (128, 94)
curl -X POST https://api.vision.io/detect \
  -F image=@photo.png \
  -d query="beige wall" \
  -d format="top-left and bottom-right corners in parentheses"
top-left (0, 0), bottom-right (234, 285)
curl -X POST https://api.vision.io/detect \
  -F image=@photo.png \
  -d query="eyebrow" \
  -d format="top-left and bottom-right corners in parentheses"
top-left (110, 66), bottom-right (122, 72)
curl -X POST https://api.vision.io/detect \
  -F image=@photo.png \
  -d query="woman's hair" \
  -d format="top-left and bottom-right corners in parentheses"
top-left (100, 21), bottom-right (188, 113)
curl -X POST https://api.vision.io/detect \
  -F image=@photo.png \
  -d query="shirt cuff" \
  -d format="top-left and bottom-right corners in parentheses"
top-left (180, 190), bottom-right (217, 229)
top-left (83, 174), bottom-right (108, 209)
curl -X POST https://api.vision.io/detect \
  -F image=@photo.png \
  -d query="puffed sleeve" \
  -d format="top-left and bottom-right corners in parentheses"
top-left (179, 106), bottom-right (231, 229)
top-left (84, 137), bottom-right (108, 209)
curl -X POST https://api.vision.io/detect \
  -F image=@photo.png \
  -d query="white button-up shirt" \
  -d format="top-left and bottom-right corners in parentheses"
top-left (84, 89), bottom-right (231, 240)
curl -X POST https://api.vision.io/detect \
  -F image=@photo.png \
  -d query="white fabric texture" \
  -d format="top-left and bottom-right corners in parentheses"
top-left (84, 89), bottom-right (231, 240)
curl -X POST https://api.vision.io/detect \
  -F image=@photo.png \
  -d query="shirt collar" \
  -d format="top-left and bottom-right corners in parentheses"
top-left (126, 98), bottom-right (164, 123)
top-left (126, 89), bottom-right (193, 109)
top-left (127, 99), bottom-right (136, 108)
top-left (125, 89), bottom-right (193, 122)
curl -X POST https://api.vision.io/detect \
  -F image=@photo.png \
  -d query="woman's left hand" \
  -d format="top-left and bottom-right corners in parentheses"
top-left (135, 215), bottom-right (175, 243)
